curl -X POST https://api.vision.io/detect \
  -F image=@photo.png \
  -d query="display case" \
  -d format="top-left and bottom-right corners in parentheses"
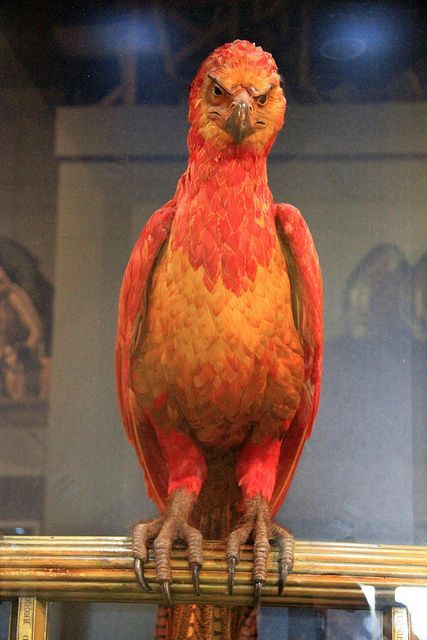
top-left (0, 2), bottom-right (426, 639)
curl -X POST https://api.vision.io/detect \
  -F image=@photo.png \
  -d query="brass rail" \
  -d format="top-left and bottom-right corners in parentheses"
top-left (1, 536), bottom-right (427, 609)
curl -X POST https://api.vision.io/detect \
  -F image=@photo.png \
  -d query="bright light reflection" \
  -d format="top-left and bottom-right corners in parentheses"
top-left (92, 15), bottom-right (159, 54)
top-left (360, 584), bottom-right (376, 613)
top-left (321, 36), bottom-right (367, 60)
top-left (319, 4), bottom-right (412, 61)
top-left (395, 588), bottom-right (427, 639)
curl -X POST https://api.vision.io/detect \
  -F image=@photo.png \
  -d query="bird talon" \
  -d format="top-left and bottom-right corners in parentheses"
top-left (253, 580), bottom-right (264, 608)
top-left (191, 563), bottom-right (201, 596)
top-left (278, 561), bottom-right (290, 595)
top-left (134, 558), bottom-right (152, 592)
top-left (160, 579), bottom-right (173, 607)
top-left (227, 556), bottom-right (236, 595)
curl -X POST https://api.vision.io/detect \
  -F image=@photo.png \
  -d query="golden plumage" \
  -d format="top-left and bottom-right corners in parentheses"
top-left (131, 243), bottom-right (304, 449)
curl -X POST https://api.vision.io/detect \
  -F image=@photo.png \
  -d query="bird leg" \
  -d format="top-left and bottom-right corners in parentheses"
top-left (132, 488), bottom-right (203, 606)
top-left (226, 493), bottom-right (294, 606)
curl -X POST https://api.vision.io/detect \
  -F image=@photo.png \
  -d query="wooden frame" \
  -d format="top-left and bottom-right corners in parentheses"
top-left (8, 597), bottom-right (49, 640)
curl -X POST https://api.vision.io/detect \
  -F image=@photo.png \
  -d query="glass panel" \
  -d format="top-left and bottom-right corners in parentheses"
top-left (0, 2), bottom-right (425, 639)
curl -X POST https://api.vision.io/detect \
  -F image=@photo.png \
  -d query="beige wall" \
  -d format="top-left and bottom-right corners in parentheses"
top-left (55, 102), bottom-right (427, 339)
top-left (47, 102), bottom-right (427, 540)
top-left (0, 32), bottom-right (56, 282)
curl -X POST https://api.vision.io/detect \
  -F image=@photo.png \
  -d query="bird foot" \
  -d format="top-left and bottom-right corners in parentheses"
top-left (226, 494), bottom-right (294, 606)
top-left (132, 488), bottom-right (203, 606)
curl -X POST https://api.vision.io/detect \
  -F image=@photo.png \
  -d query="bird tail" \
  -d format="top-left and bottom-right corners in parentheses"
top-left (155, 604), bottom-right (257, 640)
top-left (155, 449), bottom-right (258, 640)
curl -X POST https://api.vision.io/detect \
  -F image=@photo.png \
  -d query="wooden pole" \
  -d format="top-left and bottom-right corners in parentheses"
top-left (1, 536), bottom-right (427, 609)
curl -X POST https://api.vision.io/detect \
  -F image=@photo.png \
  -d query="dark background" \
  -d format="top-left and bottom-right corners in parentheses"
top-left (1, 0), bottom-right (426, 106)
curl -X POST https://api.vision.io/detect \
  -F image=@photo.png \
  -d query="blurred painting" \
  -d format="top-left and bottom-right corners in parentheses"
top-left (0, 236), bottom-right (52, 409)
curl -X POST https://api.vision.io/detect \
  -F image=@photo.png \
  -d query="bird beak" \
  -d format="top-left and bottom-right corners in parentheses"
top-left (225, 101), bottom-right (254, 144)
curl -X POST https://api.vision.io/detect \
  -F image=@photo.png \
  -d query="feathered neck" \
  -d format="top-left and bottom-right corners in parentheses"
top-left (170, 128), bottom-right (277, 295)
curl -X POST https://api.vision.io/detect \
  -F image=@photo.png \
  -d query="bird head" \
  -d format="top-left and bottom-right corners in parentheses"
top-left (188, 40), bottom-right (286, 155)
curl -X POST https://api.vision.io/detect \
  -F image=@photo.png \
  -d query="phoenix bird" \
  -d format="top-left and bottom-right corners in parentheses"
top-left (116, 40), bottom-right (323, 639)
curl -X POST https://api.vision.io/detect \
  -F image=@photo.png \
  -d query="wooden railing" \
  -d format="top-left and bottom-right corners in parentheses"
top-left (2, 536), bottom-right (427, 638)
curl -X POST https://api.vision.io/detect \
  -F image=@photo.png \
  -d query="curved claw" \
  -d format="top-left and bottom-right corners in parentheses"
top-left (191, 563), bottom-right (201, 596)
top-left (134, 558), bottom-right (152, 592)
top-left (278, 561), bottom-right (290, 596)
top-left (253, 580), bottom-right (264, 608)
top-left (160, 579), bottom-right (173, 607)
top-left (227, 556), bottom-right (236, 595)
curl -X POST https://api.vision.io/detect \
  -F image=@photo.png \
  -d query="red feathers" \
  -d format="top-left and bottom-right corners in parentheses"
top-left (276, 203), bottom-right (323, 437)
top-left (171, 153), bottom-right (276, 295)
top-left (116, 38), bottom-right (323, 517)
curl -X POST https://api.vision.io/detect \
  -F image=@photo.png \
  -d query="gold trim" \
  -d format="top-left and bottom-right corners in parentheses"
top-left (382, 607), bottom-right (411, 640)
top-left (8, 597), bottom-right (48, 640)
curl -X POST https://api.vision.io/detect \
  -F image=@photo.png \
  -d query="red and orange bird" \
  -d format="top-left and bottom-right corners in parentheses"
top-left (116, 40), bottom-right (323, 639)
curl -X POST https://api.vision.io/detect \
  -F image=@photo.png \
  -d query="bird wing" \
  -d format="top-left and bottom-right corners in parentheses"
top-left (116, 201), bottom-right (176, 511)
top-left (271, 203), bottom-right (323, 515)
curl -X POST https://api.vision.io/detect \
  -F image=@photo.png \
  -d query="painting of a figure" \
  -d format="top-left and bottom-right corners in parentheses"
top-left (0, 237), bottom-right (52, 403)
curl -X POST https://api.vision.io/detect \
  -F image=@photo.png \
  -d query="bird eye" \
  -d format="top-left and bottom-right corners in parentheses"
top-left (212, 84), bottom-right (224, 97)
top-left (257, 93), bottom-right (268, 105)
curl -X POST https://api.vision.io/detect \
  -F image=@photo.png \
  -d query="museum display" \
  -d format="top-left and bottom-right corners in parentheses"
top-left (1, 2), bottom-right (426, 638)
top-left (116, 40), bottom-right (322, 638)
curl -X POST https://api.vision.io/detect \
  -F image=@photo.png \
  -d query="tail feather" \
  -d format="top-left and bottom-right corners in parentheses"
top-left (155, 605), bottom-right (257, 640)
top-left (155, 607), bottom-right (172, 639)
top-left (235, 608), bottom-right (258, 639)
top-left (154, 450), bottom-right (258, 639)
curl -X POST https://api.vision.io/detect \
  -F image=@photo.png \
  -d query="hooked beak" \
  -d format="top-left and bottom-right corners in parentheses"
top-left (225, 101), bottom-right (253, 144)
